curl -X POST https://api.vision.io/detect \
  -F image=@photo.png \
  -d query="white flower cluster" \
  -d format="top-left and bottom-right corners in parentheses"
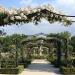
top-left (0, 4), bottom-right (71, 25)
top-left (0, 5), bottom-right (61, 17)
top-left (15, 16), bottom-right (21, 20)
top-left (20, 7), bottom-right (32, 14)
top-left (10, 16), bottom-right (14, 21)
top-left (0, 6), bottom-right (5, 13)
top-left (0, 4), bottom-right (67, 17)
top-left (20, 13), bottom-right (27, 19)
top-left (8, 8), bottom-right (17, 15)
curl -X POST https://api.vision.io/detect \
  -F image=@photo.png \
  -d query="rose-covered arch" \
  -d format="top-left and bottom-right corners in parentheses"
top-left (0, 5), bottom-right (72, 26)
top-left (21, 34), bottom-right (63, 67)
top-left (0, 4), bottom-right (73, 73)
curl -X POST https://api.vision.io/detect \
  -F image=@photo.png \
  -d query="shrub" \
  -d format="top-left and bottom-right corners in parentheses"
top-left (0, 68), bottom-right (19, 74)
top-left (1, 60), bottom-right (16, 68)
top-left (47, 55), bottom-right (56, 63)
top-left (0, 65), bottom-right (24, 74)
top-left (18, 59), bottom-right (32, 68)
top-left (17, 65), bottom-right (24, 73)
top-left (61, 58), bottom-right (73, 67)
top-left (60, 67), bottom-right (75, 74)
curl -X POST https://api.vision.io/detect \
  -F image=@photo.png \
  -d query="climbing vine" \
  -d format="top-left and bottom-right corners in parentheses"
top-left (0, 5), bottom-right (72, 26)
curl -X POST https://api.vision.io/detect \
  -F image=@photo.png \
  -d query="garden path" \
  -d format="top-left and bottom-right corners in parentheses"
top-left (20, 59), bottom-right (61, 75)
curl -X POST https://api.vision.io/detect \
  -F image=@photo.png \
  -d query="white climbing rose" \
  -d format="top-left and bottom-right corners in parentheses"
top-left (23, 15), bottom-right (27, 20)
top-left (23, 8), bottom-right (31, 14)
top-left (10, 16), bottom-right (14, 21)
top-left (15, 16), bottom-right (21, 20)
top-left (0, 6), bottom-right (5, 13)
top-left (20, 13), bottom-right (24, 17)
top-left (32, 8), bottom-right (37, 13)
top-left (37, 8), bottom-right (41, 12)
top-left (8, 8), bottom-right (17, 15)
top-left (20, 13), bottom-right (27, 20)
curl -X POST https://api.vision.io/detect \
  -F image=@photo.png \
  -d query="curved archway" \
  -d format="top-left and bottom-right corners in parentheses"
top-left (0, 4), bottom-right (73, 74)
top-left (21, 34), bottom-right (63, 67)
top-left (0, 5), bottom-right (72, 26)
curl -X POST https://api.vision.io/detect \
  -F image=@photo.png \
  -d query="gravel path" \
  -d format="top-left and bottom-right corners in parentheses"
top-left (19, 59), bottom-right (61, 75)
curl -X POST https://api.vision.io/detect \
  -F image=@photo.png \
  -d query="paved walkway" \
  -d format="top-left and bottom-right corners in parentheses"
top-left (19, 59), bottom-right (61, 75)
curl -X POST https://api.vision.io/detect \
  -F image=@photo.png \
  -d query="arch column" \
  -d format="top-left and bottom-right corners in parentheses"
top-left (56, 41), bottom-right (62, 67)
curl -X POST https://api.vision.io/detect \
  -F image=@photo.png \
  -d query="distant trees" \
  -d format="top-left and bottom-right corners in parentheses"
top-left (0, 29), bottom-right (6, 36)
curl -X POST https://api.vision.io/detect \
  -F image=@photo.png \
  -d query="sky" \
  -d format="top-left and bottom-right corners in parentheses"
top-left (0, 0), bottom-right (75, 35)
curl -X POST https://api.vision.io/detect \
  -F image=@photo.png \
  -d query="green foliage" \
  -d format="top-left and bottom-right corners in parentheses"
top-left (17, 65), bottom-right (24, 73)
top-left (1, 60), bottom-right (16, 68)
top-left (71, 36), bottom-right (75, 51)
top-left (60, 67), bottom-right (75, 74)
top-left (0, 65), bottom-right (24, 74)
top-left (0, 32), bottom-right (75, 72)
top-left (18, 59), bottom-right (32, 68)
top-left (47, 54), bottom-right (57, 65)
top-left (61, 58), bottom-right (72, 67)
top-left (0, 68), bottom-right (19, 74)
top-left (47, 55), bottom-right (55, 62)
top-left (0, 34), bottom-right (29, 69)
top-left (58, 31), bottom-right (71, 39)
top-left (0, 5), bottom-right (72, 26)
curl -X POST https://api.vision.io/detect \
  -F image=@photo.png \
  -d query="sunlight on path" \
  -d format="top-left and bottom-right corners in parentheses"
top-left (19, 59), bottom-right (61, 75)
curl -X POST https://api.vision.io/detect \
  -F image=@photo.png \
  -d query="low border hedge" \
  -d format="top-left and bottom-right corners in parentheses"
top-left (60, 67), bottom-right (75, 74)
top-left (0, 65), bottom-right (24, 74)
top-left (18, 59), bottom-right (32, 68)
top-left (0, 68), bottom-right (19, 74)
top-left (17, 65), bottom-right (24, 73)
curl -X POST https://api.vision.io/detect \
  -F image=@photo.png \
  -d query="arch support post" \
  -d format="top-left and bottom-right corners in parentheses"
top-left (57, 41), bottom-right (62, 67)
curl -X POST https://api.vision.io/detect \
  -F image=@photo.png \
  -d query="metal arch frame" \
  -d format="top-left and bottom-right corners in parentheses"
top-left (21, 35), bottom-right (63, 67)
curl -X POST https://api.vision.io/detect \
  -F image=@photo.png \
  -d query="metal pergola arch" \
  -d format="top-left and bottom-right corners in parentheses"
top-left (0, 4), bottom-right (74, 68)
top-left (21, 35), bottom-right (63, 67)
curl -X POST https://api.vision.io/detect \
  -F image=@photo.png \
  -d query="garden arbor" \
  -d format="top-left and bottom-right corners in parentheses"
top-left (21, 33), bottom-right (63, 67)
top-left (0, 4), bottom-right (73, 70)
top-left (0, 5), bottom-right (72, 26)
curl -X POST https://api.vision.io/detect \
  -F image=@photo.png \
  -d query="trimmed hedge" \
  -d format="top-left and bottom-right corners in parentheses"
top-left (0, 65), bottom-right (24, 74)
top-left (0, 68), bottom-right (19, 74)
top-left (17, 65), bottom-right (24, 73)
top-left (18, 59), bottom-right (32, 68)
top-left (60, 67), bottom-right (75, 74)
top-left (47, 54), bottom-right (56, 62)
top-left (1, 60), bottom-right (16, 68)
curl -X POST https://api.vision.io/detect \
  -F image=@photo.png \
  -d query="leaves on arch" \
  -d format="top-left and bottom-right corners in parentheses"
top-left (0, 5), bottom-right (72, 26)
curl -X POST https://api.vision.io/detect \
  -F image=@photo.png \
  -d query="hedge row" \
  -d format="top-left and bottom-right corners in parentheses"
top-left (0, 65), bottom-right (24, 74)
top-left (18, 59), bottom-right (32, 68)
top-left (60, 67), bottom-right (75, 74)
